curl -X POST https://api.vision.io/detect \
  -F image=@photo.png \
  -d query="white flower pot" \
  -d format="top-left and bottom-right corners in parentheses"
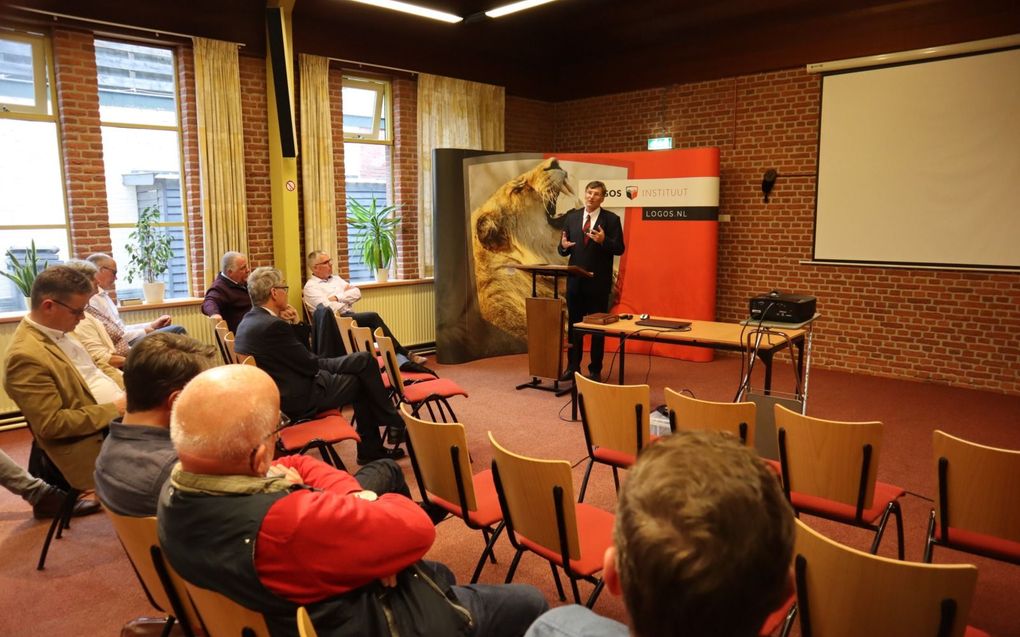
top-left (142, 281), bottom-right (165, 304)
top-left (375, 268), bottom-right (389, 283)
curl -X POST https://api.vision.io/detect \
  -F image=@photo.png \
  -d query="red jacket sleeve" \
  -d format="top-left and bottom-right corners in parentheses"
top-left (254, 458), bottom-right (435, 604)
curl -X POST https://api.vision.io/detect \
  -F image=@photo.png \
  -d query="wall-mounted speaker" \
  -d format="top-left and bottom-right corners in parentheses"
top-left (762, 168), bottom-right (778, 203)
top-left (266, 8), bottom-right (296, 158)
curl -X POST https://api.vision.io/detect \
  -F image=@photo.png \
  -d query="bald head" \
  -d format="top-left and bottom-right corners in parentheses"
top-left (170, 365), bottom-right (280, 471)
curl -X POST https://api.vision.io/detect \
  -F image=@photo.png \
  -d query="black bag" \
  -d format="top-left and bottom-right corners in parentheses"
top-left (370, 562), bottom-right (473, 637)
top-left (28, 441), bottom-right (70, 491)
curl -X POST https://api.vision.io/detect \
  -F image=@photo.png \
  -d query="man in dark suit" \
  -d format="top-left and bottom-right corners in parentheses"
top-left (234, 267), bottom-right (404, 465)
top-left (557, 180), bottom-right (626, 380)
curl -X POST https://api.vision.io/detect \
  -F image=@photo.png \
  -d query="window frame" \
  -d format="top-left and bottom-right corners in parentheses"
top-left (94, 37), bottom-right (192, 299)
top-left (0, 30), bottom-right (50, 116)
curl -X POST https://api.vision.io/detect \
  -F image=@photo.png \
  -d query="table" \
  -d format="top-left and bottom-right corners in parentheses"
top-left (570, 315), bottom-right (817, 417)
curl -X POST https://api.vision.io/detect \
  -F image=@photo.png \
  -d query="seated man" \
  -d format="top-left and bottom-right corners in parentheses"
top-left (3, 266), bottom-right (126, 491)
top-left (526, 430), bottom-right (795, 637)
top-left (201, 250), bottom-right (253, 334)
top-left (235, 266), bottom-right (405, 464)
top-left (66, 259), bottom-right (128, 371)
top-left (303, 250), bottom-right (427, 365)
top-left (158, 365), bottom-right (546, 637)
top-left (0, 448), bottom-right (100, 519)
top-left (93, 333), bottom-right (218, 517)
top-left (85, 253), bottom-right (186, 346)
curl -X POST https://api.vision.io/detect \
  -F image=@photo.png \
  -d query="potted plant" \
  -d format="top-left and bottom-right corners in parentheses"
top-left (125, 205), bottom-right (173, 304)
top-left (1, 240), bottom-right (48, 309)
top-left (348, 196), bottom-right (402, 283)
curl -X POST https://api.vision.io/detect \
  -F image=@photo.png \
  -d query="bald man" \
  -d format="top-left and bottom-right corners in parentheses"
top-left (158, 365), bottom-right (545, 637)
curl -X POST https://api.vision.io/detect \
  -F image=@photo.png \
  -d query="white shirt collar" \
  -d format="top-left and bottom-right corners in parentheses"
top-left (24, 315), bottom-right (66, 340)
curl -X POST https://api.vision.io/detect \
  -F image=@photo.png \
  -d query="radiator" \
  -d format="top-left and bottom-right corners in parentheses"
top-left (0, 301), bottom-right (216, 418)
top-left (355, 281), bottom-right (435, 348)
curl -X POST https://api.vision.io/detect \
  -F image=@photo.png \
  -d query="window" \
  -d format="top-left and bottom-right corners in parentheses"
top-left (95, 39), bottom-right (189, 299)
top-left (0, 31), bottom-right (68, 312)
top-left (342, 76), bottom-right (393, 282)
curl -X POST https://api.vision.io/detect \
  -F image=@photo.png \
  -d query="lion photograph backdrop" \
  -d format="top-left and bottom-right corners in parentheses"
top-left (434, 148), bottom-right (720, 365)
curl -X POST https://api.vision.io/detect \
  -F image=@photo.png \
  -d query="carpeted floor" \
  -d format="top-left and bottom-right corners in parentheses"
top-left (0, 352), bottom-right (1017, 636)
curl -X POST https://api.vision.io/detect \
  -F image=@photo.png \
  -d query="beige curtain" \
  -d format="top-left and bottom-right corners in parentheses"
top-left (193, 37), bottom-right (248, 287)
top-left (299, 54), bottom-right (337, 266)
top-left (418, 74), bottom-right (504, 277)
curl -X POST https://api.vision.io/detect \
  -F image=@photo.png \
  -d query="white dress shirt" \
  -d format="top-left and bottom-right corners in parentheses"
top-left (89, 288), bottom-right (147, 343)
top-left (73, 312), bottom-right (118, 366)
top-left (303, 275), bottom-right (362, 315)
top-left (582, 207), bottom-right (601, 234)
top-left (25, 316), bottom-right (123, 404)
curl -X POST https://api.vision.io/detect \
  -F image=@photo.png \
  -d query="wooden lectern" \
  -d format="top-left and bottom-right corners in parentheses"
top-left (510, 264), bottom-right (592, 394)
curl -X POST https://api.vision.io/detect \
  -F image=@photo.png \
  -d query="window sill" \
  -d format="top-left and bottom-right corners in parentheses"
top-left (349, 277), bottom-right (433, 290)
top-left (0, 296), bottom-right (204, 325)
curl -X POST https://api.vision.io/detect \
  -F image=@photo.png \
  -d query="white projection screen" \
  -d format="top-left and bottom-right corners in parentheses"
top-left (814, 47), bottom-right (1020, 268)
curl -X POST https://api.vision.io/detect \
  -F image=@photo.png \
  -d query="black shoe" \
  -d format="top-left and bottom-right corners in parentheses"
top-left (559, 369), bottom-right (578, 382)
top-left (420, 501), bottom-right (449, 525)
top-left (385, 424), bottom-right (406, 445)
top-left (400, 360), bottom-right (438, 377)
top-left (357, 446), bottom-right (407, 465)
top-left (587, 371), bottom-right (603, 382)
top-left (33, 488), bottom-right (102, 520)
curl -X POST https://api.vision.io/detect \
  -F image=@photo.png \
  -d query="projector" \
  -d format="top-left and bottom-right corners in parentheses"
top-left (749, 291), bottom-right (816, 324)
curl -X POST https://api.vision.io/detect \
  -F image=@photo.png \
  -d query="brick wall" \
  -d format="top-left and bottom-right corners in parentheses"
top-left (328, 67), bottom-right (349, 279)
top-left (52, 30), bottom-right (111, 257)
top-left (238, 54), bottom-right (274, 270)
top-left (505, 96), bottom-right (556, 152)
top-left (546, 68), bottom-right (1020, 395)
top-left (177, 45), bottom-right (205, 287)
top-left (392, 77), bottom-right (419, 279)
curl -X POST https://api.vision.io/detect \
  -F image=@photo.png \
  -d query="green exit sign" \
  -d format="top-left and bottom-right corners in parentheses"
top-left (647, 136), bottom-right (673, 150)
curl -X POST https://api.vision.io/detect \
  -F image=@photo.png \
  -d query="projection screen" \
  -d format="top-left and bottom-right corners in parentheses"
top-left (814, 47), bottom-right (1020, 268)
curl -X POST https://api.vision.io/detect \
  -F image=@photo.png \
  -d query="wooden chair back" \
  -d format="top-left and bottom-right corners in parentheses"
top-left (350, 325), bottom-right (374, 354)
top-left (334, 315), bottom-right (356, 355)
top-left (240, 356), bottom-right (257, 367)
top-left (183, 580), bottom-right (271, 637)
top-left (212, 319), bottom-right (232, 365)
top-left (488, 431), bottom-right (581, 561)
top-left (222, 332), bottom-right (243, 365)
top-left (665, 388), bottom-right (757, 446)
top-left (575, 373), bottom-right (650, 454)
top-left (297, 606), bottom-right (317, 637)
top-left (933, 430), bottom-right (1020, 543)
top-left (374, 331), bottom-right (405, 391)
top-left (401, 405), bottom-right (478, 511)
top-left (793, 518), bottom-right (978, 637)
top-left (775, 404), bottom-right (883, 509)
top-left (106, 512), bottom-right (201, 633)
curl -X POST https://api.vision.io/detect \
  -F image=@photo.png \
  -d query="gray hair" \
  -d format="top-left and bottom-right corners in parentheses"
top-left (247, 266), bottom-right (284, 305)
top-left (221, 251), bottom-right (244, 274)
top-left (85, 253), bottom-right (113, 267)
top-left (306, 250), bottom-right (327, 270)
top-left (63, 259), bottom-right (99, 281)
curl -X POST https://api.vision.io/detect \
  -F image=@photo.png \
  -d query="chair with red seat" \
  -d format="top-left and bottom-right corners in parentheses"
top-left (924, 430), bottom-right (1020, 565)
top-left (401, 405), bottom-right (504, 583)
top-left (488, 431), bottom-right (615, 608)
top-left (786, 517), bottom-right (988, 637)
top-left (574, 373), bottom-right (652, 502)
top-left (665, 388), bottom-right (756, 446)
top-left (349, 324), bottom-right (434, 389)
top-left (774, 404), bottom-right (905, 558)
top-left (376, 329), bottom-right (467, 422)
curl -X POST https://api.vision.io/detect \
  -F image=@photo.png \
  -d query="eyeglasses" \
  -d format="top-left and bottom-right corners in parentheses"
top-left (315, 259), bottom-right (332, 267)
top-left (250, 412), bottom-right (292, 468)
top-left (51, 298), bottom-right (88, 317)
top-left (272, 285), bottom-right (290, 292)
top-left (100, 265), bottom-right (118, 276)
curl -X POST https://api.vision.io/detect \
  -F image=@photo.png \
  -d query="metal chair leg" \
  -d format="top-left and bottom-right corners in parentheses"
top-left (611, 466), bottom-right (620, 493)
top-left (505, 548), bottom-right (525, 583)
top-left (923, 508), bottom-right (937, 563)
top-left (577, 459), bottom-right (595, 502)
top-left (550, 563), bottom-right (566, 602)
top-left (470, 523), bottom-right (505, 584)
top-left (37, 489), bottom-right (77, 570)
top-left (585, 579), bottom-right (605, 609)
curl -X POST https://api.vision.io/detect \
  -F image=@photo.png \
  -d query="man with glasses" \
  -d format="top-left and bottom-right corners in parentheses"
top-left (303, 250), bottom-right (428, 365)
top-left (93, 333), bottom-right (218, 517)
top-left (85, 253), bottom-right (186, 345)
top-left (3, 266), bottom-right (126, 494)
top-left (235, 267), bottom-right (405, 464)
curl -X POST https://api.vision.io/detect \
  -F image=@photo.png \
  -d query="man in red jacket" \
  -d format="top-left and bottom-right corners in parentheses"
top-left (158, 364), bottom-right (545, 637)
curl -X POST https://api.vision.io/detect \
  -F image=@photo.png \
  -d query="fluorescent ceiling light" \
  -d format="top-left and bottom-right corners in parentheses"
top-left (485, 0), bottom-right (558, 18)
top-left (347, 0), bottom-right (463, 23)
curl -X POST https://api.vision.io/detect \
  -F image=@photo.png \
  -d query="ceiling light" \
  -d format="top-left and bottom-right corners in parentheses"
top-left (485, 0), bottom-right (558, 19)
top-left (347, 0), bottom-right (463, 24)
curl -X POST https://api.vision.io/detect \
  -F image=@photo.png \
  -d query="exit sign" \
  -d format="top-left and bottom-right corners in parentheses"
top-left (647, 136), bottom-right (673, 150)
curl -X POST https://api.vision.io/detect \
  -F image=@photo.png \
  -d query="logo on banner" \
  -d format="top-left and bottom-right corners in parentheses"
top-left (625, 186), bottom-right (639, 200)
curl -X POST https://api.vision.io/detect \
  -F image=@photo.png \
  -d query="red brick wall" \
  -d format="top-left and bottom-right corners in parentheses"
top-left (548, 69), bottom-right (1020, 395)
top-left (177, 44), bottom-right (205, 287)
top-left (238, 54), bottom-right (274, 270)
top-left (505, 96), bottom-right (556, 153)
top-left (328, 67), bottom-right (350, 279)
top-left (392, 77), bottom-right (419, 279)
top-left (52, 30), bottom-right (111, 257)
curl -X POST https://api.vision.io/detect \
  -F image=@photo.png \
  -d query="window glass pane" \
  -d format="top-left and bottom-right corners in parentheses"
top-left (342, 83), bottom-right (388, 140)
top-left (0, 119), bottom-right (66, 225)
top-left (109, 226), bottom-right (188, 301)
top-left (101, 126), bottom-right (182, 224)
top-left (0, 228), bottom-right (69, 312)
top-left (344, 142), bottom-right (392, 282)
top-left (95, 39), bottom-right (177, 126)
top-left (0, 37), bottom-right (37, 107)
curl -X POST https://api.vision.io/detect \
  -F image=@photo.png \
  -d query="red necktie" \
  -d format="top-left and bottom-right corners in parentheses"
top-left (582, 214), bottom-right (591, 245)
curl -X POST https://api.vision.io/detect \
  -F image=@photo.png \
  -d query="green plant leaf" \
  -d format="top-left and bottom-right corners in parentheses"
top-left (347, 196), bottom-right (401, 270)
top-left (1, 239), bottom-right (48, 297)
top-left (125, 206), bottom-right (174, 284)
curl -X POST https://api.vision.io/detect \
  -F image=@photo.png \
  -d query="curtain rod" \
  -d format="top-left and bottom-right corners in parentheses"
top-left (10, 5), bottom-right (246, 47)
top-left (328, 56), bottom-right (417, 77)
